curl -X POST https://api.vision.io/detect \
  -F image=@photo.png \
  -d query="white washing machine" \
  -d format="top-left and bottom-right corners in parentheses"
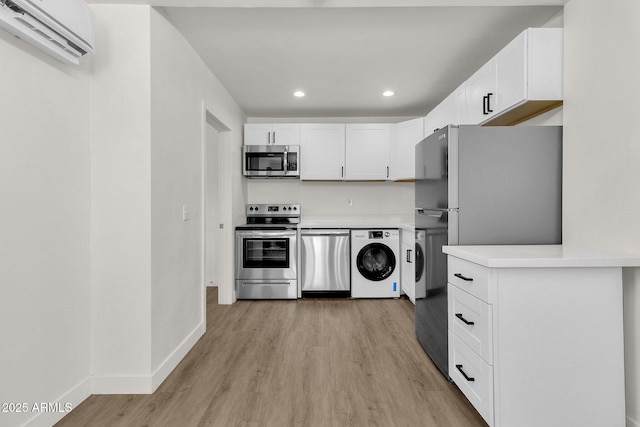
top-left (351, 229), bottom-right (400, 298)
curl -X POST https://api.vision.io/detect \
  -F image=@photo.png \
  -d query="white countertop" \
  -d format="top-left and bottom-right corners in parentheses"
top-left (442, 245), bottom-right (640, 268)
top-left (299, 215), bottom-right (413, 230)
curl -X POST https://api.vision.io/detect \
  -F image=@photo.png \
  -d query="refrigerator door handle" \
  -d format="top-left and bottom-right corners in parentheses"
top-left (415, 207), bottom-right (456, 219)
top-left (415, 208), bottom-right (457, 213)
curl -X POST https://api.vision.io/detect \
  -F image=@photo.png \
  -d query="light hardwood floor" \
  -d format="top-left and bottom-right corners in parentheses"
top-left (56, 289), bottom-right (487, 427)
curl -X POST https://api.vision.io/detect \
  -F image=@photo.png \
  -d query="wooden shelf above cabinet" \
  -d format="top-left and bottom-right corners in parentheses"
top-left (483, 100), bottom-right (563, 126)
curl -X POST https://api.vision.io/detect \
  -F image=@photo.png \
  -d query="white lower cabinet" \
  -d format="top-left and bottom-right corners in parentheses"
top-left (447, 254), bottom-right (627, 427)
top-left (449, 331), bottom-right (494, 425)
top-left (448, 284), bottom-right (492, 363)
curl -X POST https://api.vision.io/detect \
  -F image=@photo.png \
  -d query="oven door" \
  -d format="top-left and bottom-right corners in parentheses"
top-left (236, 229), bottom-right (297, 280)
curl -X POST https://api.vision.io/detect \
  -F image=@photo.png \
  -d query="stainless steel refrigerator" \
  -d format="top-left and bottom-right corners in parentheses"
top-left (414, 125), bottom-right (562, 378)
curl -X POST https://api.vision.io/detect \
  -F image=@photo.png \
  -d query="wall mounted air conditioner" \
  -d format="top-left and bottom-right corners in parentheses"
top-left (0, 0), bottom-right (94, 65)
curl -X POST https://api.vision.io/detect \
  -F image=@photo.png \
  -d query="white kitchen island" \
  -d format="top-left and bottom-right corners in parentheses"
top-left (442, 245), bottom-right (640, 427)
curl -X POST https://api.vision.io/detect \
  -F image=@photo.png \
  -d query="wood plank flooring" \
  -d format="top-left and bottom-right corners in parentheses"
top-left (56, 289), bottom-right (487, 427)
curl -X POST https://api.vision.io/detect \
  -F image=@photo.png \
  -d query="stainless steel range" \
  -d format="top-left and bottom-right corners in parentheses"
top-left (235, 204), bottom-right (300, 299)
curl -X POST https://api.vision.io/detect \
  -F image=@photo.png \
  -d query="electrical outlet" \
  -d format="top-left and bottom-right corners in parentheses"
top-left (182, 205), bottom-right (189, 221)
top-left (348, 198), bottom-right (353, 206)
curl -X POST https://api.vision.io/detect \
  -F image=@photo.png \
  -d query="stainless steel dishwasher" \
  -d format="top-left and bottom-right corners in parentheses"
top-left (300, 229), bottom-right (350, 297)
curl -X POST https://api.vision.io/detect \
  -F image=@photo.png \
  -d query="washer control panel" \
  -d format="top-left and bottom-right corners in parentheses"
top-left (352, 229), bottom-right (399, 240)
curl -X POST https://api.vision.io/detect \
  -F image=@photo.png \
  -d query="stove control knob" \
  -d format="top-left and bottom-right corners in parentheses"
top-left (293, 206), bottom-right (298, 210)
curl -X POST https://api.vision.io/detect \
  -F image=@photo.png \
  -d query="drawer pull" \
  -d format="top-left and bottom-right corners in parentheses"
top-left (454, 273), bottom-right (473, 282)
top-left (455, 313), bottom-right (475, 325)
top-left (456, 364), bottom-right (475, 382)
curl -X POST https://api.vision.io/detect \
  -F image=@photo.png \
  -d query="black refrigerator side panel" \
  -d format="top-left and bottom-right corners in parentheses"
top-left (414, 210), bottom-right (449, 378)
top-left (456, 126), bottom-right (562, 245)
top-left (415, 127), bottom-right (450, 209)
top-left (414, 127), bottom-right (452, 378)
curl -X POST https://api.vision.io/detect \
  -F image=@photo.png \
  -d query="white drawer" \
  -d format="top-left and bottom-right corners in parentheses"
top-left (448, 256), bottom-right (491, 303)
top-left (448, 284), bottom-right (493, 364)
top-left (449, 331), bottom-right (494, 426)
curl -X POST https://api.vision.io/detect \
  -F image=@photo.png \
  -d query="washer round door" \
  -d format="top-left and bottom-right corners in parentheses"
top-left (415, 242), bottom-right (425, 283)
top-left (356, 243), bottom-right (396, 281)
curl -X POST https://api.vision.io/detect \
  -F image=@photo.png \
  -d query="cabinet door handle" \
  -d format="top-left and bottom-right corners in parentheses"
top-left (407, 249), bottom-right (412, 263)
top-left (482, 95), bottom-right (488, 115)
top-left (267, 132), bottom-right (271, 144)
top-left (387, 166), bottom-right (390, 178)
top-left (486, 92), bottom-right (494, 113)
top-left (454, 273), bottom-right (473, 282)
top-left (273, 131), bottom-right (276, 144)
top-left (456, 364), bottom-right (475, 382)
top-left (341, 166), bottom-right (344, 178)
top-left (455, 313), bottom-right (475, 325)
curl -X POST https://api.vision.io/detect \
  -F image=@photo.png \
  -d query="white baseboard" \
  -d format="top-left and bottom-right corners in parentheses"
top-left (91, 321), bottom-right (205, 395)
top-left (151, 321), bottom-right (205, 390)
top-left (91, 374), bottom-right (153, 394)
top-left (24, 377), bottom-right (91, 427)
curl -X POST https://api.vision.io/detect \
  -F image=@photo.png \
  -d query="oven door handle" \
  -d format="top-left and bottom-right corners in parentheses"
top-left (236, 230), bottom-right (297, 238)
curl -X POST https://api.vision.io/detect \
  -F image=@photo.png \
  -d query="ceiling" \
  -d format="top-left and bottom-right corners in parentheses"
top-left (89, 1), bottom-right (566, 118)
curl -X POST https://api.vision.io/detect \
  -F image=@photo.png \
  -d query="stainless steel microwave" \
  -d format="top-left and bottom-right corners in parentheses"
top-left (243, 145), bottom-right (300, 178)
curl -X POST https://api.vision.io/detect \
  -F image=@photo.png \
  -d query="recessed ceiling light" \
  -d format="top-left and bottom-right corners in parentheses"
top-left (383, 90), bottom-right (395, 97)
top-left (294, 91), bottom-right (305, 97)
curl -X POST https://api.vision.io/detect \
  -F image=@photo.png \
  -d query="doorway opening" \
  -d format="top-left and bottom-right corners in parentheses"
top-left (202, 106), bottom-right (231, 322)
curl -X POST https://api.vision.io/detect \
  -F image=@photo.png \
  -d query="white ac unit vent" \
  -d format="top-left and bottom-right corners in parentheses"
top-left (0, 0), bottom-right (95, 65)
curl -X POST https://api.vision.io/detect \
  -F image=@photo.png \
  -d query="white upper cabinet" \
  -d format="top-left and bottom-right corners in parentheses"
top-left (244, 123), bottom-right (273, 145)
top-left (494, 29), bottom-right (527, 114)
top-left (345, 124), bottom-right (391, 180)
top-left (465, 28), bottom-right (563, 126)
top-left (244, 123), bottom-right (301, 145)
top-left (424, 83), bottom-right (468, 136)
top-left (493, 28), bottom-right (563, 124)
top-left (300, 124), bottom-right (346, 180)
top-left (466, 59), bottom-right (498, 124)
top-left (390, 117), bottom-right (424, 181)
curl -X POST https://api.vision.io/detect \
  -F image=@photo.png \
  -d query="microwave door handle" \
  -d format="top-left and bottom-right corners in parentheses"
top-left (283, 151), bottom-right (288, 172)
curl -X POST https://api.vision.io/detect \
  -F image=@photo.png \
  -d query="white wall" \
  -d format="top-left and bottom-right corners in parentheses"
top-left (563, 1), bottom-right (640, 425)
top-left (248, 179), bottom-right (414, 220)
top-left (89, 4), bottom-right (247, 395)
top-left (90, 4), bottom-right (153, 392)
top-left (0, 24), bottom-right (92, 427)
top-left (149, 7), bottom-right (246, 375)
